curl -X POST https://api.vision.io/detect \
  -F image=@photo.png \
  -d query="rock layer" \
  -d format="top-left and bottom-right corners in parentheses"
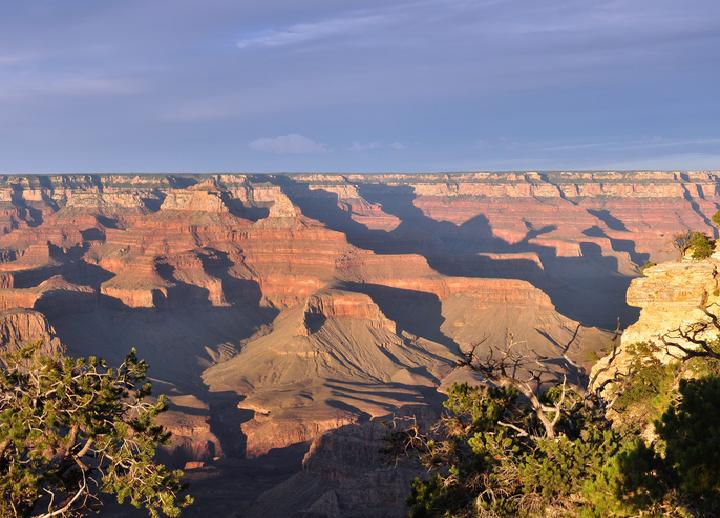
top-left (0, 308), bottom-right (61, 354)
top-left (0, 171), bottom-right (715, 473)
top-left (592, 249), bottom-right (720, 389)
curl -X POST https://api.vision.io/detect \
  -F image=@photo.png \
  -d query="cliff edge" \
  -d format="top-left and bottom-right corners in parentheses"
top-left (592, 247), bottom-right (720, 388)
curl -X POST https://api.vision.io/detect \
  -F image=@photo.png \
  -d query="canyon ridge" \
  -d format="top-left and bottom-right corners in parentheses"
top-left (0, 170), bottom-right (716, 516)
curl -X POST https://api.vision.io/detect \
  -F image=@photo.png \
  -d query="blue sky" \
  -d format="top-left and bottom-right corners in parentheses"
top-left (1, 0), bottom-right (719, 173)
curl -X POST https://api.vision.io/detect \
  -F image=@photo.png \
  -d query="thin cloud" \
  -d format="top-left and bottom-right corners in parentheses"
top-left (0, 74), bottom-right (143, 102)
top-left (233, 0), bottom-right (473, 50)
top-left (46, 76), bottom-right (143, 96)
top-left (615, 137), bottom-right (720, 151)
top-left (542, 137), bottom-right (720, 152)
top-left (236, 14), bottom-right (386, 49)
top-left (349, 141), bottom-right (382, 151)
top-left (0, 53), bottom-right (34, 66)
top-left (348, 141), bottom-right (407, 151)
top-left (1, 0), bottom-right (719, 172)
top-left (603, 152), bottom-right (720, 171)
top-left (249, 134), bottom-right (329, 154)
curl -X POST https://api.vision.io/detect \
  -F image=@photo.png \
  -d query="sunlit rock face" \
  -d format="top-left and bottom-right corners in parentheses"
top-left (592, 251), bottom-right (720, 390)
top-left (0, 308), bottom-right (61, 355)
top-left (0, 171), bottom-right (715, 470)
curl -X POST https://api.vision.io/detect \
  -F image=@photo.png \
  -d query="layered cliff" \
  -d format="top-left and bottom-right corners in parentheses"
top-left (246, 417), bottom-right (429, 518)
top-left (203, 288), bottom-right (455, 456)
top-left (0, 171), bottom-right (716, 472)
top-left (592, 248), bottom-right (720, 388)
top-left (0, 308), bottom-right (61, 354)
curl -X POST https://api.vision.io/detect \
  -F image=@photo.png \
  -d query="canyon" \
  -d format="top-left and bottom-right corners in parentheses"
top-left (0, 170), bottom-right (718, 516)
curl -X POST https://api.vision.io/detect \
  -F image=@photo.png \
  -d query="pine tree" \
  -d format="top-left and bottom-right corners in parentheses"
top-left (0, 343), bottom-right (193, 517)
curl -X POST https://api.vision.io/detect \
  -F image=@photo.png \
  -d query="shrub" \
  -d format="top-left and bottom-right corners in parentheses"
top-left (690, 231), bottom-right (714, 259)
top-left (612, 342), bottom-right (679, 433)
top-left (712, 209), bottom-right (720, 228)
top-left (657, 377), bottom-right (720, 506)
top-left (399, 382), bottom-right (627, 517)
top-left (395, 338), bottom-right (720, 517)
top-left (639, 261), bottom-right (657, 274)
top-left (672, 231), bottom-right (692, 256)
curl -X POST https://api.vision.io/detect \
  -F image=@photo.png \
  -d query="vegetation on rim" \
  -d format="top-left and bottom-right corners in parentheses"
top-left (0, 343), bottom-right (192, 517)
top-left (391, 314), bottom-right (720, 517)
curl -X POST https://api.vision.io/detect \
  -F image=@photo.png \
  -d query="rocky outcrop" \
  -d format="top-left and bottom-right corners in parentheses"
top-left (156, 394), bottom-right (223, 469)
top-left (0, 308), bottom-right (61, 354)
top-left (204, 288), bottom-right (456, 456)
top-left (246, 415), bottom-right (433, 518)
top-left (160, 189), bottom-right (228, 213)
top-left (622, 259), bottom-right (720, 346)
top-left (241, 414), bottom-right (358, 459)
top-left (592, 251), bottom-right (720, 388)
top-left (302, 291), bottom-right (396, 334)
top-left (0, 171), bottom-right (715, 318)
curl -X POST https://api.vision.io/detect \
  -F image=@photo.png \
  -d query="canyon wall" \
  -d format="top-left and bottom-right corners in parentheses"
top-left (592, 245), bottom-right (720, 389)
top-left (0, 171), bottom-right (717, 510)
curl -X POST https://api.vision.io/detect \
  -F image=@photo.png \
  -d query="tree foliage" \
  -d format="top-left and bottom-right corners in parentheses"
top-left (669, 230), bottom-right (716, 259)
top-left (657, 377), bottom-right (720, 509)
top-left (639, 261), bottom-right (657, 274)
top-left (689, 232), bottom-right (714, 259)
top-left (392, 329), bottom-right (720, 517)
top-left (611, 342), bottom-right (679, 433)
top-left (0, 343), bottom-right (192, 517)
top-left (712, 209), bottom-right (720, 228)
top-left (672, 231), bottom-right (693, 256)
top-left (396, 382), bottom-right (627, 517)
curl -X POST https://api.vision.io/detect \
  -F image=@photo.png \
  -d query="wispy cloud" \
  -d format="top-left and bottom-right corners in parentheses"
top-left (236, 13), bottom-right (387, 49)
top-left (45, 76), bottom-right (143, 96)
top-left (0, 74), bottom-right (143, 103)
top-left (541, 137), bottom-right (720, 152)
top-left (472, 136), bottom-right (720, 155)
top-left (1, 0), bottom-right (719, 172)
top-left (233, 0), bottom-right (481, 51)
top-left (249, 134), bottom-right (329, 154)
top-left (349, 141), bottom-right (382, 151)
top-left (0, 53), bottom-right (34, 66)
top-left (602, 152), bottom-right (720, 171)
top-left (349, 141), bottom-right (407, 151)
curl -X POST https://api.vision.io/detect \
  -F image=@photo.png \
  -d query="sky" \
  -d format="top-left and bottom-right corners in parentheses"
top-left (0, 0), bottom-right (719, 173)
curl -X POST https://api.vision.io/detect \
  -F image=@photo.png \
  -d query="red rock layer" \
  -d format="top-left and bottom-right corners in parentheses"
top-left (0, 171), bottom-right (714, 460)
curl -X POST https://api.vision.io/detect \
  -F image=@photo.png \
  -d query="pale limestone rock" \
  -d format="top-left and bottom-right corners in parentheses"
top-left (160, 190), bottom-right (228, 212)
top-left (592, 255), bottom-right (720, 388)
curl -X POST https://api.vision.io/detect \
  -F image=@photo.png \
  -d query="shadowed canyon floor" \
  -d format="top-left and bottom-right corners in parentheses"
top-left (0, 171), bottom-right (717, 515)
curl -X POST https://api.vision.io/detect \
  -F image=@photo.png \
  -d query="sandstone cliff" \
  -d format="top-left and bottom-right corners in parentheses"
top-left (0, 308), bottom-right (61, 355)
top-left (203, 288), bottom-right (455, 456)
top-left (592, 249), bottom-right (720, 388)
top-left (0, 171), bottom-right (715, 511)
top-left (246, 417), bottom-right (429, 518)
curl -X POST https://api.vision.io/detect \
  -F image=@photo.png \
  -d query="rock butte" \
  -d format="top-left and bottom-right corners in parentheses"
top-left (0, 171), bottom-right (718, 514)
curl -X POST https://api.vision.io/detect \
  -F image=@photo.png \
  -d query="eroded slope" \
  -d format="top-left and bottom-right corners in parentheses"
top-left (0, 171), bottom-right (713, 482)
